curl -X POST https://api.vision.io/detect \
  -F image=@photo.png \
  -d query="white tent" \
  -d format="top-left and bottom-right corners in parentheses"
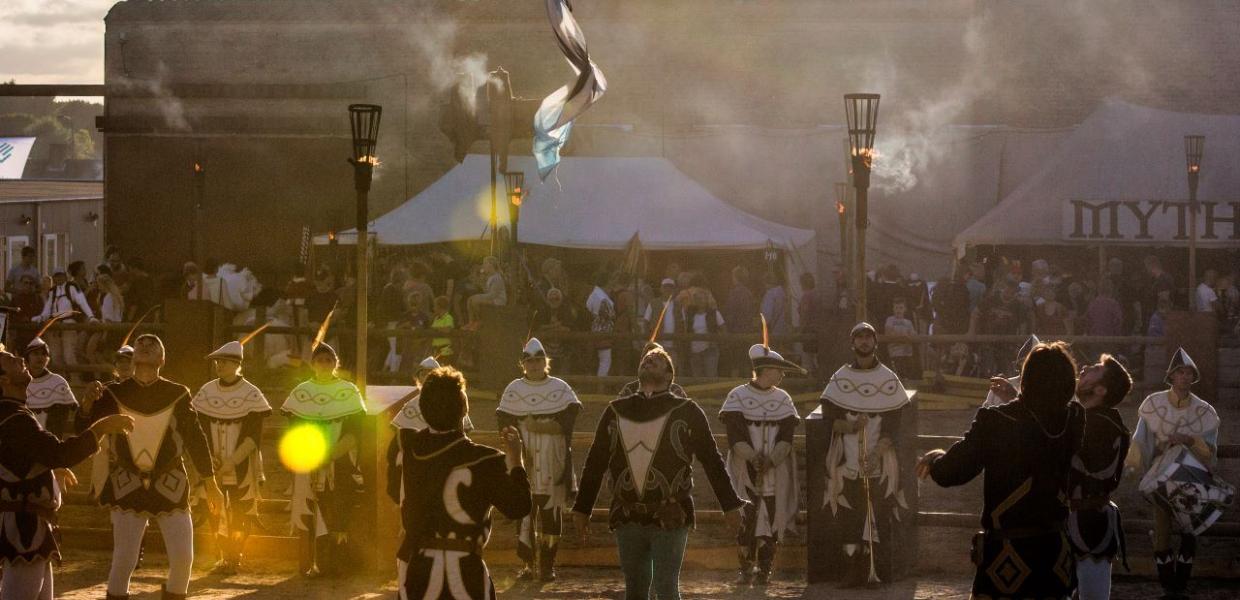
top-left (955, 99), bottom-right (1240, 252)
top-left (316, 154), bottom-right (816, 273)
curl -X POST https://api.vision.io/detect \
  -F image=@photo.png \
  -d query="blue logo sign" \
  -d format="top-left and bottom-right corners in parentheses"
top-left (0, 142), bottom-right (13, 164)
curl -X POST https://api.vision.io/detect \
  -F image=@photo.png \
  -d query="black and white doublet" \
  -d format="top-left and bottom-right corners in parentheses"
top-left (1068, 406), bottom-right (1129, 564)
top-left (191, 377), bottom-right (271, 523)
top-left (89, 377), bottom-right (216, 516)
top-left (26, 370), bottom-right (77, 439)
top-left (282, 376), bottom-right (365, 536)
top-left (929, 398), bottom-right (1085, 599)
top-left (720, 383), bottom-right (800, 538)
top-left (397, 429), bottom-right (531, 599)
top-left (0, 397), bottom-right (99, 566)
top-left (574, 390), bottom-right (745, 530)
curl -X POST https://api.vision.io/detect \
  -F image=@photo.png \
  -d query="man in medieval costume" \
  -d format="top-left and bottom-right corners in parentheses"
top-left (386, 355), bottom-right (476, 594)
top-left (1069, 355), bottom-right (1133, 600)
top-left (23, 333), bottom-right (78, 439)
top-left (1128, 348), bottom-right (1232, 599)
top-left (496, 338), bottom-right (581, 582)
top-left (282, 342), bottom-right (366, 578)
top-left (83, 334), bottom-right (223, 600)
top-left (918, 341), bottom-right (1085, 599)
top-left (396, 366), bottom-right (531, 600)
top-left (191, 336), bottom-right (272, 574)
top-left (819, 322), bottom-right (913, 586)
top-left (720, 339), bottom-right (803, 586)
top-left (573, 344), bottom-right (745, 600)
top-left (981, 334), bottom-right (1040, 408)
top-left (0, 344), bottom-right (134, 600)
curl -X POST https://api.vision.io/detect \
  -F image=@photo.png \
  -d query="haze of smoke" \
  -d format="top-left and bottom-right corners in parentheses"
top-left (407, 12), bottom-right (493, 115)
top-left (837, 1), bottom-right (1188, 195)
top-left (121, 61), bottom-right (190, 132)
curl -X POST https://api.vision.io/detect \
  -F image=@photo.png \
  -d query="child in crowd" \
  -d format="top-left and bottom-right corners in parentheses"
top-left (884, 298), bottom-right (918, 379)
top-left (430, 295), bottom-right (455, 365)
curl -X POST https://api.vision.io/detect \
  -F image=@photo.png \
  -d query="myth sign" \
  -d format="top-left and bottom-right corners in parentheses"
top-left (1061, 199), bottom-right (1240, 245)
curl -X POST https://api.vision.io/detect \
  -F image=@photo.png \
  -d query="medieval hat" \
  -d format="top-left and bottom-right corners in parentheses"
top-left (522, 338), bottom-right (547, 361)
top-left (1165, 347), bottom-right (1200, 385)
top-left (312, 342), bottom-right (338, 360)
top-left (750, 314), bottom-right (804, 374)
top-left (208, 341), bottom-right (244, 361)
top-left (850, 321), bottom-right (878, 339)
top-left (205, 322), bottom-right (270, 362)
top-left (418, 356), bottom-right (441, 371)
top-left (749, 344), bottom-right (804, 374)
top-left (24, 312), bottom-right (74, 357)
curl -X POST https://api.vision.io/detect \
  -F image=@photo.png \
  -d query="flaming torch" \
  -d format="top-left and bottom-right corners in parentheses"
top-left (1184, 134), bottom-right (1204, 307)
top-left (191, 154), bottom-right (205, 263)
top-left (845, 93), bottom-right (880, 322)
top-left (348, 104), bottom-right (381, 387)
top-left (834, 181), bottom-right (850, 285)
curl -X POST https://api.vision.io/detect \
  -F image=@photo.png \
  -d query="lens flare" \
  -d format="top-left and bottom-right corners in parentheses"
top-left (279, 422), bottom-right (330, 474)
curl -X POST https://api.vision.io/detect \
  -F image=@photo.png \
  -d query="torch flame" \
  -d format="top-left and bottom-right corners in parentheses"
top-left (1188, 164), bottom-right (1200, 174)
top-left (193, 162), bottom-right (202, 173)
top-left (357, 155), bottom-right (382, 166)
top-left (837, 201), bottom-right (846, 215)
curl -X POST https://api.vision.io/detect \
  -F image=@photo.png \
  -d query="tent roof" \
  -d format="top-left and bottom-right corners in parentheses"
top-left (955, 99), bottom-right (1240, 249)
top-left (317, 155), bottom-right (814, 251)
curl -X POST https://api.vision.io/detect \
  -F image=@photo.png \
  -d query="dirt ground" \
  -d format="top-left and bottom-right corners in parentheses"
top-left (47, 553), bottom-right (1239, 599)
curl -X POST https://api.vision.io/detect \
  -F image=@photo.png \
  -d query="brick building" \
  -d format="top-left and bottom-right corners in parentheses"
top-left (100, 0), bottom-right (1240, 277)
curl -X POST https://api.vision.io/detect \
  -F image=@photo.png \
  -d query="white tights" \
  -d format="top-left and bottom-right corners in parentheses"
top-left (107, 510), bottom-right (195, 596)
top-left (1, 558), bottom-right (53, 600)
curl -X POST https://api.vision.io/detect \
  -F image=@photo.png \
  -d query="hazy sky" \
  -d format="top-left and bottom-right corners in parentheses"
top-left (2, 0), bottom-right (113, 84)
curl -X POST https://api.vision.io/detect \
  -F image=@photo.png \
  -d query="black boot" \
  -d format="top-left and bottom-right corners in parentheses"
top-left (840, 549), bottom-right (867, 589)
top-left (1155, 550), bottom-right (1177, 599)
top-left (161, 586), bottom-right (187, 600)
top-left (539, 537), bottom-right (559, 582)
top-left (735, 544), bottom-right (754, 585)
top-left (1175, 536), bottom-right (1196, 597)
top-left (755, 538), bottom-right (776, 586)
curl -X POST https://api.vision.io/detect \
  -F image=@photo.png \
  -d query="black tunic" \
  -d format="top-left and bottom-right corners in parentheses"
top-left (0, 397), bottom-right (99, 565)
top-left (398, 429), bottom-right (531, 600)
top-left (87, 377), bottom-right (216, 516)
top-left (1068, 407), bottom-right (1129, 562)
top-left (573, 390), bottom-right (745, 529)
top-left (929, 399), bottom-right (1084, 599)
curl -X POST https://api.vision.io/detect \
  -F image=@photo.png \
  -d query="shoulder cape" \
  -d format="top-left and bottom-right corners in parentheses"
top-left (497, 376), bottom-right (580, 416)
top-left (820, 362), bottom-right (914, 413)
top-left (719, 383), bottom-right (799, 421)
top-left (192, 378), bottom-right (271, 420)
top-left (26, 371), bottom-right (76, 410)
top-left (282, 377), bottom-right (365, 420)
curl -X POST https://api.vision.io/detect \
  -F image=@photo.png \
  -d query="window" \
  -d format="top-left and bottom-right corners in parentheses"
top-left (42, 233), bottom-right (58, 275)
top-left (6, 236), bottom-right (28, 275)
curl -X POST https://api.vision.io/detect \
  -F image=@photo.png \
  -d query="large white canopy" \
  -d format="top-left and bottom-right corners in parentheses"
top-left (315, 154), bottom-right (815, 254)
top-left (955, 99), bottom-right (1240, 251)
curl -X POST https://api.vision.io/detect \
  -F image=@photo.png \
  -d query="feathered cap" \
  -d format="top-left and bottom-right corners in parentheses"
top-left (206, 323), bottom-right (270, 361)
top-left (522, 337), bottom-right (547, 361)
top-left (750, 314), bottom-right (804, 373)
top-left (23, 312), bottom-right (75, 357)
top-left (1166, 347), bottom-right (1200, 385)
top-left (310, 303), bottom-right (338, 359)
top-left (115, 305), bottom-right (160, 361)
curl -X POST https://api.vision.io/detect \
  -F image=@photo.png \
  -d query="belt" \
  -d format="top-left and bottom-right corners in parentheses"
top-left (0, 500), bottom-right (57, 523)
top-left (1070, 496), bottom-right (1112, 512)
top-left (415, 536), bottom-right (483, 555)
top-left (984, 526), bottom-right (1060, 540)
top-left (621, 497), bottom-right (687, 515)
